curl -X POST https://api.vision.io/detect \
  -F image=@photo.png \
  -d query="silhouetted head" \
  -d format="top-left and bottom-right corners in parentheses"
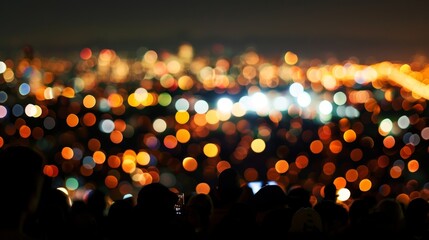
top-left (289, 207), bottom-right (323, 233)
top-left (323, 182), bottom-right (338, 201)
top-left (348, 196), bottom-right (376, 225)
top-left (216, 168), bottom-right (242, 203)
top-left (404, 197), bottom-right (429, 227)
top-left (374, 198), bottom-right (404, 225)
top-left (86, 189), bottom-right (107, 217)
top-left (0, 145), bottom-right (46, 228)
top-left (136, 182), bottom-right (178, 213)
top-left (286, 186), bottom-right (311, 212)
top-left (251, 184), bottom-right (287, 212)
top-left (39, 188), bottom-right (71, 217)
top-left (107, 197), bottom-right (134, 228)
top-left (187, 193), bottom-right (213, 216)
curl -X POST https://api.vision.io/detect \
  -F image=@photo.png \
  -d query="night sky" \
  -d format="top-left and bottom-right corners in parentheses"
top-left (1, 0), bottom-right (429, 61)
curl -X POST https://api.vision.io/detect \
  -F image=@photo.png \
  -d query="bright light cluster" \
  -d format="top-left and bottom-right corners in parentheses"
top-left (0, 44), bottom-right (429, 204)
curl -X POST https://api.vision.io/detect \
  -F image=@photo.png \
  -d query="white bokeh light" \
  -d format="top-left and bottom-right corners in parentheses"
top-left (297, 91), bottom-right (311, 107)
top-left (194, 100), bottom-right (209, 114)
top-left (217, 97), bottom-right (234, 113)
top-left (319, 100), bottom-right (333, 115)
top-left (289, 82), bottom-right (304, 97)
top-left (337, 188), bottom-right (351, 201)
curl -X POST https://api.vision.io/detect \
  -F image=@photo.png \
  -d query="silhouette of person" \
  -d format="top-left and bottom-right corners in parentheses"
top-left (250, 184), bottom-right (291, 238)
top-left (69, 199), bottom-right (100, 240)
top-left (403, 197), bottom-right (429, 240)
top-left (186, 193), bottom-right (214, 240)
top-left (106, 197), bottom-right (135, 240)
top-left (208, 168), bottom-right (257, 239)
top-left (286, 185), bottom-right (312, 214)
top-left (366, 197), bottom-right (406, 238)
top-left (314, 182), bottom-right (349, 238)
top-left (288, 207), bottom-right (326, 240)
top-left (0, 145), bottom-right (46, 240)
top-left (36, 187), bottom-right (72, 240)
top-left (339, 195), bottom-right (377, 240)
top-left (132, 182), bottom-right (195, 238)
top-left (322, 182), bottom-right (338, 202)
top-left (85, 189), bottom-right (108, 239)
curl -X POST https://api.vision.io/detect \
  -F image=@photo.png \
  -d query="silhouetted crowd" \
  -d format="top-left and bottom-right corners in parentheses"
top-left (1, 145), bottom-right (429, 240)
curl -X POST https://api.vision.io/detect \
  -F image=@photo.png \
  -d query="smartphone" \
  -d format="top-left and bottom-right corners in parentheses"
top-left (174, 193), bottom-right (185, 215)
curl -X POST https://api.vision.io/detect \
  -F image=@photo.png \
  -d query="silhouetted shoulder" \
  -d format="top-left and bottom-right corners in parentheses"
top-left (0, 145), bottom-right (46, 240)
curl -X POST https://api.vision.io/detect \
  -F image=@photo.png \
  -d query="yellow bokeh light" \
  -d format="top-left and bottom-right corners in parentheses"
top-left (110, 130), bottom-right (123, 144)
top-left (275, 160), bottom-right (289, 174)
top-left (83, 95), bottom-right (96, 108)
top-left (62, 87), bottom-right (75, 98)
top-left (128, 93), bottom-right (140, 107)
top-left (329, 140), bottom-right (342, 154)
top-left (82, 113), bottom-right (97, 127)
top-left (390, 166), bottom-right (402, 179)
top-left (231, 102), bottom-right (247, 117)
top-left (88, 138), bottom-right (101, 152)
top-left (122, 159), bottom-right (136, 174)
top-left (310, 140), bottom-right (323, 154)
top-left (108, 155), bottom-right (121, 168)
top-left (251, 139), bottom-right (266, 153)
top-left (105, 175), bottom-right (118, 189)
top-left (267, 167), bottom-right (280, 182)
top-left (143, 50), bottom-right (158, 64)
top-left (195, 182), bottom-right (210, 194)
top-left (61, 147), bottom-right (74, 160)
top-left (343, 129), bottom-right (357, 143)
top-left (205, 110), bottom-right (220, 125)
top-left (178, 75), bottom-right (194, 90)
top-left (322, 162), bottom-right (336, 176)
top-left (167, 59), bottom-right (182, 75)
top-left (383, 135), bottom-right (395, 148)
top-left (19, 125), bottom-right (31, 138)
top-left (359, 179), bottom-right (372, 192)
top-left (350, 148), bottom-right (363, 162)
top-left (396, 193), bottom-right (410, 207)
top-left (345, 169), bottom-right (359, 182)
top-left (183, 157), bottom-right (198, 172)
top-left (203, 143), bottom-right (219, 158)
top-left (175, 111), bottom-right (190, 124)
top-left (295, 155), bottom-right (309, 169)
top-left (176, 128), bottom-right (191, 143)
top-left (407, 159), bottom-right (419, 173)
top-left (108, 93), bottom-right (124, 108)
top-left (284, 51), bottom-right (298, 65)
top-left (216, 161), bottom-right (231, 173)
top-left (93, 151), bottom-right (106, 164)
top-left (379, 184), bottom-right (391, 197)
top-left (333, 177), bottom-right (347, 189)
top-left (243, 168), bottom-right (258, 182)
top-left (142, 92), bottom-right (156, 106)
top-left (136, 151), bottom-right (150, 166)
top-left (66, 114), bottom-right (79, 127)
top-left (123, 149), bottom-right (137, 161)
top-left (163, 135), bottom-right (178, 149)
top-left (193, 114), bottom-right (208, 126)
